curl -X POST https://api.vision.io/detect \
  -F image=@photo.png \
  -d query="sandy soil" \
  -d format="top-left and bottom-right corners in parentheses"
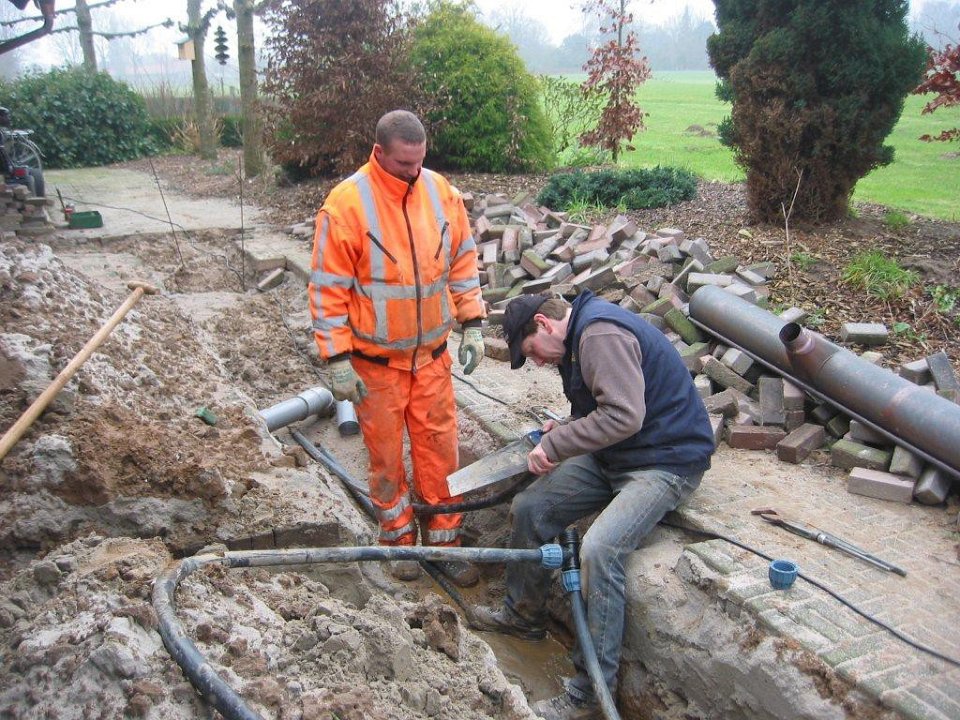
top-left (2, 154), bottom-right (958, 720)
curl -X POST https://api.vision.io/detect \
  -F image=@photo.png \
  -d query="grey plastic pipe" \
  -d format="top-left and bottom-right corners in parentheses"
top-left (335, 400), bottom-right (360, 436)
top-left (258, 387), bottom-right (334, 432)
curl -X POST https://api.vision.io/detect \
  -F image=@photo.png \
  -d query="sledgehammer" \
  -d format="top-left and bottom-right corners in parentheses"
top-left (0, 280), bottom-right (159, 462)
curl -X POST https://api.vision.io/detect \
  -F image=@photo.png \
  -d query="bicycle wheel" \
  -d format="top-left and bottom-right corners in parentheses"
top-left (7, 137), bottom-right (42, 172)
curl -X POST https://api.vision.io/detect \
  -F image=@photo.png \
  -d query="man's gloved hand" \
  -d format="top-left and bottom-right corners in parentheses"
top-left (458, 327), bottom-right (484, 375)
top-left (328, 358), bottom-right (368, 403)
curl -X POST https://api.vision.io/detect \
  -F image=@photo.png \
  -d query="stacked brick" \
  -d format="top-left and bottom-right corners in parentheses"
top-left (287, 192), bottom-right (959, 506)
top-left (460, 191), bottom-right (959, 509)
top-left (0, 182), bottom-right (53, 238)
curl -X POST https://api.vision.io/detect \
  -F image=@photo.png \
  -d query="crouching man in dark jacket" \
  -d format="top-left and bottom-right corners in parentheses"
top-left (473, 290), bottom-right (714, 720)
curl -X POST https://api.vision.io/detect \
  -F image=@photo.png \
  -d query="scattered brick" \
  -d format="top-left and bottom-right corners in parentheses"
top-left (727, 425), bottom-right (787, 450)
top-left (831, 439), bottom-right (891, 472)
top-left (888, 445), bottom-right (924, 479)
top-left (777, 423), bottom-right (826, 463)
top-left (926, 351), bottom-right (960, 393)
top-left (899, 358), bottom-right (933, 385)
top-left (758, 377), bottom-right (786, 426)
top-left (847, 468), bottom-right (915, 503)
top-left (702, 356), bottom-right (754, 394)
top-left (914, 466), bottom-right (953, 505)
top-left (839, 322), bottom-right (889, 346)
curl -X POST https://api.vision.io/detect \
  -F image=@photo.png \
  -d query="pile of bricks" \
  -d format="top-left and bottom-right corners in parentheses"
top-left (460, 191), bottom-right (959, 508)
top-left (287, 191), bottom-right (959, 505)
top-left (0, 182), bottom-right (53, 238)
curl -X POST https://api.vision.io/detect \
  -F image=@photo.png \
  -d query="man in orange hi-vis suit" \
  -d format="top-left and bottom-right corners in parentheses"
top-left (309, 110), bottom-right (486, 587)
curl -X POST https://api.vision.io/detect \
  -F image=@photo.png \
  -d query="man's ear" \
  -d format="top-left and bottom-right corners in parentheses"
top-left (373, 143), bottom-right (384, 161)
top-left (534, 313), bottom-right (552, 334)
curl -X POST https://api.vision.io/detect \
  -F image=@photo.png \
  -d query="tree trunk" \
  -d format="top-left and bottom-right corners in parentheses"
top-left (75, 0), bottom-right (97, 72)
top-left (234, 0), bottom-right (263, 177)
top-left (188, 0), bottom-right (217, 161)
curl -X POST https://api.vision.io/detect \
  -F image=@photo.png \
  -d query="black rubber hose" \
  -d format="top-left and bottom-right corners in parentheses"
top-left (291, 429), bottom-right (376, 516)
top-left (153, 544), bottom-right (563, 720)
top-left (291, 429), bottom-right (530, 515)
top-left (153, 556), bottom-right (262, 720)
top-left (290, 429), bottom-right (479, 618)
top-left (560, 529), bottom-right (622, 720)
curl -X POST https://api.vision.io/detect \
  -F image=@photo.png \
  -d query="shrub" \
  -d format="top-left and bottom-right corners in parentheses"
top-left (536, 167), bottom-right (697, 211)
top-left (220, 115), bottom-right (243, 148)
top-left (260, 0), bottom-right (421, 177)
top-left (145, 116), bottom-right (183, 152)
top-left (410, 2), bottom-right (553, 173)
top-left (539, 75), bottom-right (605, 156)
top-left (707, 1), bottom-right (927, 222)
top-left (0, 67), bottom-right (154, 168)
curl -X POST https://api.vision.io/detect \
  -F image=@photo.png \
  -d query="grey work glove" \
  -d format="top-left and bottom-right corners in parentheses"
top-left (458, 327), bottom-right (484, 375)
top-left (328, 357), bottom-right (368, 403)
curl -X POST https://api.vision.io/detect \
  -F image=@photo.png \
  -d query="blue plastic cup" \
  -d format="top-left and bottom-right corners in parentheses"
top-left (768, 559), bottom-right (798, 590)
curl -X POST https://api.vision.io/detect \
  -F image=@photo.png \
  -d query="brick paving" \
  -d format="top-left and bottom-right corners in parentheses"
top-left (449, 344), bottom-right (960, 720)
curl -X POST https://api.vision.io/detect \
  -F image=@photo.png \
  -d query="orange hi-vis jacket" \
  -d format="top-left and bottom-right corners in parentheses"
top-left (309, 152), bottom-right (484, 370)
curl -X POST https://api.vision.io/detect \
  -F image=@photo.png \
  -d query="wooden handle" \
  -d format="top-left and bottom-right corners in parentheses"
top-left (0, 284), bottom-right (153, 462)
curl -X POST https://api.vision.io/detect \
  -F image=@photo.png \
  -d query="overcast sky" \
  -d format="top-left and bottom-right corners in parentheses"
top-left (472, 0), bottom-right (717, 43)
top-left (5, 0), bottom-right (944, 70)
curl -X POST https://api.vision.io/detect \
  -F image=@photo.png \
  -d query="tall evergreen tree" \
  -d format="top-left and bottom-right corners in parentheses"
top-left (708, 0), bottom-right (927, 222)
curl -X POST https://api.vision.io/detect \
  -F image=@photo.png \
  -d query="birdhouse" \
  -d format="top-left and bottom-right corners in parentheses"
top-left (176, 36), bottom-right (195, 61)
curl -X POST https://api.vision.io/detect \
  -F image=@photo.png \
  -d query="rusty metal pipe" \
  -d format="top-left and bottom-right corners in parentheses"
top-left (688, 285), bottom-right (960, 481)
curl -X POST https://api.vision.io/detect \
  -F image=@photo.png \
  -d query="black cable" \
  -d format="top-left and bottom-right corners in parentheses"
top-left (660, 521), bottom-right (960, 668)
top-left (56, 193), bottom-right (246, 288)
top-left (452, 370), bottom-right (514, 404)
top-left (289, 429), bottom-right (486, 622)
top-left (291, 430), bottom-right (528, 516)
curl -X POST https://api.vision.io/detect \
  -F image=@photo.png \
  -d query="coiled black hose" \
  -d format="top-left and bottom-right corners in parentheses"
top-left (153, 544), bottom-right (563, 720)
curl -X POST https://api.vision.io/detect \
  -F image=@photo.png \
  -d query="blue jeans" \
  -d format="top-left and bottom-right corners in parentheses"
top-left (502, 454), bottom-right (702, 702)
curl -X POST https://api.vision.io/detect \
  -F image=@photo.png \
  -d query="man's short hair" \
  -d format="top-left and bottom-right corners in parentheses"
top-left (503, 295), bottom-right (568, 369)
top-left (376, 110), bottom-right (426, 149)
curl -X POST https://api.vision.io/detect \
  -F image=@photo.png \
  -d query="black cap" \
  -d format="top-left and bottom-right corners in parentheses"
top-left (503, 294), bottom-right (550, 369)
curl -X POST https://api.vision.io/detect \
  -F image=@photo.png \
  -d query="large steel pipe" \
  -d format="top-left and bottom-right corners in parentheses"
top-left (689, 285), bottom-right (960, 480)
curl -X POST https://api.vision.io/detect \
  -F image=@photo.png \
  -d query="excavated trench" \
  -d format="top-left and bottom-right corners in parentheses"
top-left (0, 228), bottom-right (605, 719)
top-left (2, 228), bottom-right (932, 720)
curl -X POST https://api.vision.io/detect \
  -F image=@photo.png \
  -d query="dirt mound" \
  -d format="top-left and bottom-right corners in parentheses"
top-left (0, 535), bottom-right (534, 720)
top-left (0, 238), bottom-right (279, 550)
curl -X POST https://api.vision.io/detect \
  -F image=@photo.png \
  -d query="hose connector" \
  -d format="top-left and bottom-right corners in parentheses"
top-left (539, 543), bottom-right (563, 569)
top-left (560, 528), bottom-right (582, 592)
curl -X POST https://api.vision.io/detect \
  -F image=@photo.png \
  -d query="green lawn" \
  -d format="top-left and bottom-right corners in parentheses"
top-left (604, 71), bottom-right (960, 221)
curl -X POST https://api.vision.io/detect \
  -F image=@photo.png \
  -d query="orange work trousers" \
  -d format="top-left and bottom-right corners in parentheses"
top-left (353, 352), bottom-right (463, 546)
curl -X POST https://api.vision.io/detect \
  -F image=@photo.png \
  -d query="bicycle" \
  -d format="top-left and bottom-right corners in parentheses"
top-left (0, 106), bottom-right (45, 197)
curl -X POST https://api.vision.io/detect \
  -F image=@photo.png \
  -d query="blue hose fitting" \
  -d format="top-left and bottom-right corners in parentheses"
top-left (539, 543), bottom-right (563, 569)
top-left (562, 568), bottom-right (581, 592)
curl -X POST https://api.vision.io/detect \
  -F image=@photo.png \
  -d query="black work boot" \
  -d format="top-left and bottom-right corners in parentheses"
top-left (433, 559), bottom-right (480, 588)
top-left (471, 605), bottom-right (546, 640)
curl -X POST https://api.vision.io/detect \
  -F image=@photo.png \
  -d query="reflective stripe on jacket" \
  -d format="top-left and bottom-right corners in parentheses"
top-left (309, 151), bottom-right (484, 371)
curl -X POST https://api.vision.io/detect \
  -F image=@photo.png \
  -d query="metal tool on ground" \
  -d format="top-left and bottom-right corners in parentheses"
top-left (0, 280), bottom-right (159, 462)
top-left (751, 508), bottom-right (907, 576)
top-left (446, 428), bottom-right (544, 495)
